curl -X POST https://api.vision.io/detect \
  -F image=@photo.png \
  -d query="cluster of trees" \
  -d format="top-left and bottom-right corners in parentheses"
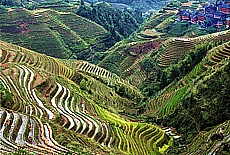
top-left (162, 58), bottom-right (230, 144)
top-left (0, 0), bottom-right (21, 6)
top-left (0, 81), bottom-right (14, 109)
top-left (0, 0), bottom-right (38, 10)
top-left (76, 0), bottom-right (142, 43)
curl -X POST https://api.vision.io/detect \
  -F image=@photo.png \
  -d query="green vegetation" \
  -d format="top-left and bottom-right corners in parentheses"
top-left (0, 81), bottom-right (14, 109)
top-left (1, 1), bottom-right (230, 154)
top-left (140, 38), bottom-right (226, 97)
top-left (0, 40), bottom-right (173, 154)
top-left (0, 8), bottom-right (109, 60)
top-left (162, 59), bottom-right (230, 142)
top-left (76, 1), bottom-right (141, 43)
top-left (159, 85), bottom-right (188, 117)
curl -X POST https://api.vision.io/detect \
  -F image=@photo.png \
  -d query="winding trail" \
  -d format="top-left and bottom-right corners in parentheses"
top-left (65, 90), bottom-right (81, 132)
top-left (7, 76), bottom-right (21, 97)
top-left (28, 118), bottom-right (37, 146)
top-left (21, 66), bottom-right (35, 101)
top-left (0, 76), bottom-right (11, 92)
top-left (20, 66), bottom-right (32, 101)
top-left (18, 66), bottom-right (23, 88)
top-left (69, 96), bottom-right (87, 133)
top-left (44, 124), bottom-right (55, 146)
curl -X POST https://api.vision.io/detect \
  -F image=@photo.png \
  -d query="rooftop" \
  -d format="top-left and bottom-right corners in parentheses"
top-left (219, 4), bottom-right (230, 8)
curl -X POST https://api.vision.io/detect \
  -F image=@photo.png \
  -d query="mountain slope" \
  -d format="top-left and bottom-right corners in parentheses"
top-left (0, 40), bottom-right (173, 154)
top-left (0, 7), bottom-right (108, 59)
top-left (139, 37), bottom-right (230, 154)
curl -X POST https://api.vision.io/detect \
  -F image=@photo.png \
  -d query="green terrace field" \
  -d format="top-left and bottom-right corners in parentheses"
top-left (99, 39), bottom-right (163, 87)
top-left (0, 8), bottom-right (108, 59)
top-left (142, 35), bottom-right (230, 120)
top-left (134, 11), bottom-right (177, 41)
top-left (131, 33), bottom-right (230, 154)
top-left (37, 0), bottom-right (80, 13)
top-left (157, 30), bottom-right (230, 68)
top-left (0, 40), bottom-right (174, 154)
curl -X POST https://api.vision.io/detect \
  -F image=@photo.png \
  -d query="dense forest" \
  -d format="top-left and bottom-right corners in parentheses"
top-left (76, 1), bottom-right (142, 43)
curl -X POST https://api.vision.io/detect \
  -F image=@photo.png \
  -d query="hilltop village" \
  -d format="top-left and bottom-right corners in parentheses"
top-left (176, 0), bottom-right (230, 30)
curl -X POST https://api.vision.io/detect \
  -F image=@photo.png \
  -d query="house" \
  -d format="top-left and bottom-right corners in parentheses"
top-left (198, 8), bottom-right (205, 14)
top-left (197, 13), bottom-right (206, 21)
top-left (191, 15), bottom-right (198, 24)
top-left (177, 10), bottom-right (191, 21)
top-left (226, 17), bottom-right (230, 28)
top-left (176, 1), bottom-right (229, 30)
top-left (227, 0), bottom-right (230, 4)
top-left (204, 4), bottom-right (217, 14)
top-left (198, 21), bottom-right (206, 27)
top-left (206, 10), bottom-right (216, 17)
top-left (216, 0), bottom-right (225, 7)
top-left (214, 11), bottom-right (227, 20)
top-left (219, 4), bottom-right (230, 14)
top-left (216, 20), bottom-right (224, 28)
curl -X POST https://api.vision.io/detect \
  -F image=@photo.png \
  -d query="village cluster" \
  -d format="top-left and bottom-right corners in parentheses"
top-left (177, 0), bottom-right (230, 30)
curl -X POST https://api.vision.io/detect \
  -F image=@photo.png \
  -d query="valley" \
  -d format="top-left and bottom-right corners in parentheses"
top-left (1, 0), bottom-right (230, 154)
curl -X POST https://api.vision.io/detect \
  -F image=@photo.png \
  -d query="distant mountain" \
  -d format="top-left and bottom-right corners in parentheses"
top-left (85, 0), bottom-right (170, 14)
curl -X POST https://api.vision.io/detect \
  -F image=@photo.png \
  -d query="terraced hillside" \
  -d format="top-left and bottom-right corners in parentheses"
top-left (138, 34), bottom-right (230, 152)
top-left (157, 30), bottom-right (230, 67)
top-left (99, 39), bottom-right (162, 87)
top-left (134, 11), bottom-right (176, 41)
top-left (0, 7), bottom-right (108, 59)
top-left (143, 39), bottom-right (230, 118)
top-left (181, 120), bottom-right (230, 155)
top-left (0, 40), bottom-right (173, 154)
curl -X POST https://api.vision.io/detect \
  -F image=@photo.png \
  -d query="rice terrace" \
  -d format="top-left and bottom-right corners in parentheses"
top-left (1, 0), bottom-right (230, 154)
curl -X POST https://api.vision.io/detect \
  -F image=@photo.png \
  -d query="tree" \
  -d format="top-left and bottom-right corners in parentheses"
top-left (141, 56), bottom-right (155, 74)
top-left (0, 81), bottom-right (14, 109)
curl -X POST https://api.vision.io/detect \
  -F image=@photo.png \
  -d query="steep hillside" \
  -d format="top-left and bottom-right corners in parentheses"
top-left (0, 7), bottom-right (109, 60)
top-left (99, 38), bottom-right (162, 87)
top-left (100, 28), bottom-right (230, 89)
top-left (97, 26), bottom-right (230, 153)
top-left (76, 1), bottom-right (141, 43)
top-left (141, 38), bottom-right (230, 154)
top-left (0, 40), bottom-right (173, 154)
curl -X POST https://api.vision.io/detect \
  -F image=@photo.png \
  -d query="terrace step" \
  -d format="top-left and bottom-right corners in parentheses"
top-left (0, 109), bottom-right (19, 149)
top-left (15, 114), bottom-right (28, 145)
top-left (158, 30), bottom-right (230, 67)
top-left (50, 82), bottom-right (75, 130)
